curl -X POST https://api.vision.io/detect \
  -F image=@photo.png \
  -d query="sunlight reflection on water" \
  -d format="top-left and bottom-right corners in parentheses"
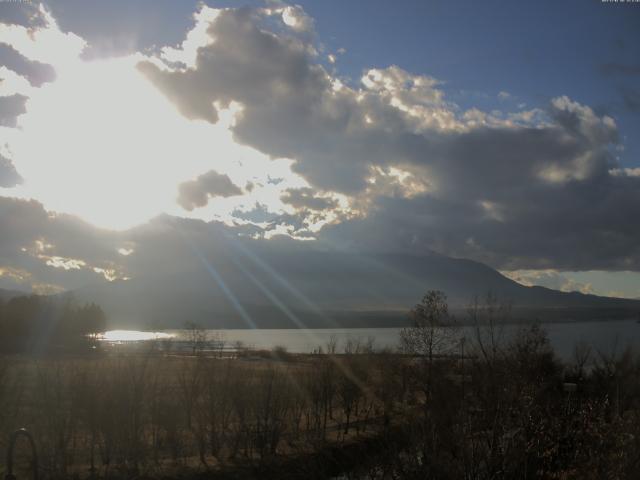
top-left (100, 330), bottom-right (175, 342)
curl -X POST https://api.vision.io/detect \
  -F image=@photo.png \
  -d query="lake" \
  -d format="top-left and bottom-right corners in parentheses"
top-left (101, 318), bottom-right (640, 360)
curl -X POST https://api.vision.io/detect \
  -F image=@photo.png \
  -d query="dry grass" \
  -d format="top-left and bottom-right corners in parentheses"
top-left (0, 346), bottom-right (393, 480)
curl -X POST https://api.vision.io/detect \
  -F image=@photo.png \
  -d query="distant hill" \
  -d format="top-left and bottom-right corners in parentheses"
top-left (0, 288), bottom-right (26, 302)
top-left (74, 249), bottom-right (640, 329)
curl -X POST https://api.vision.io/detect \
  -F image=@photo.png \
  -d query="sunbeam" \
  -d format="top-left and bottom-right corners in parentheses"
top-left (176, 225), bottom-right (258, 330)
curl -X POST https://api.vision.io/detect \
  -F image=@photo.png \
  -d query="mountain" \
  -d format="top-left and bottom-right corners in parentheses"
top-left (0, 288), bottom-right (26, 302)
top-left (74, 249), bottom-right (640, 329)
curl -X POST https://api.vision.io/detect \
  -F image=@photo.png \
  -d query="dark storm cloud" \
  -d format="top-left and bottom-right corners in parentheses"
top-left (177, 170), bottom-right (243, 211)
top-left (0, 154), bottom-right (22, 187)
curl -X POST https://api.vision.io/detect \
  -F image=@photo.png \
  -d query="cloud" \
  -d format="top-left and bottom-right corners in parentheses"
top-left (280, 5), bottom-right (314, 33)
top-left (160, 6), bottom-right (220, 69)
top-left (0, 2), bottom-right (45, 30)
top-left (0, 93), bottom-right (27, 127)
top-left (0, 6), bottom-right (86, 69)
top-left (0, 3), bottom-right (638, 280)
top-left (610, 167), bottom-right (640, 177)
top-left (280, 187), bottom-right (339, 211)
top-left (0, 195), bottom-right (319, 294)
top-left (133, 5), bottom-right (640, 271)
top-left (138, 8), bottom-right (464, 193)
top-left (502, 270), bottom-right (594, 295)
top-left (0, 44), bottom-right (56, 87)
top-left (0, 154), bottom-right (22, 187)
top-left (1, 7), bottom-right (303, 230)
top-left (0, 196), bottom-right (128, 291)
top-left (314, 94), bottom-right (636, 270)
top-left (177, 170), bottom-right (243, 211)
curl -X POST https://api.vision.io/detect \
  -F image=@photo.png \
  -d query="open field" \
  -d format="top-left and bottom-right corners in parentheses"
top-left (0, 340), bottom-right (401, 480)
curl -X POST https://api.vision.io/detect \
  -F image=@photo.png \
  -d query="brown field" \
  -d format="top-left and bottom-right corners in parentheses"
top-left (0, 340), bottom-right (403, 480)
top-left (3, 319), bottom-right (640, 479)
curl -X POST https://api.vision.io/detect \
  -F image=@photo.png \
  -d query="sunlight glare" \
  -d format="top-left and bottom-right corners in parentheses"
top-left (5, 53), bottom-right (309, 230)
top-left (100, 330), bottom-right (174, 342)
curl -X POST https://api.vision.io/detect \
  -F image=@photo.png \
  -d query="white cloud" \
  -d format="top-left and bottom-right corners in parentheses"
top-left (0, 66), bottom-right (33, 97)
top-left (281, 5), bottom-right (314, 32)
top-left (610, 167), bottom-right (640, 177)
top-left (502, 270), bottom-right (595, 295)
top-left (0, 6), bottom-right (86, 70)
top-left (160, 6), bottom-right (220, 69)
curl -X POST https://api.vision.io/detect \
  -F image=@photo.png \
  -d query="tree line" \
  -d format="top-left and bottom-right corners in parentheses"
top-left (0, 294), bottom-right (106, 353)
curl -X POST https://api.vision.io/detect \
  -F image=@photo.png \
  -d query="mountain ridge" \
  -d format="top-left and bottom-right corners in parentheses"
top-left (71, 250), bottom-right (640, 329)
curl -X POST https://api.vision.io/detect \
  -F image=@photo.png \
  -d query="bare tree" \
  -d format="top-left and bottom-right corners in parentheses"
top-left (571, 340), bottom-right (593, 380)
top-left (400, 290), bottom-right (459, 364)
top-left (184, 321), bottom-right (208, 355)
top-left (467, 291), bottom-right (510, 368)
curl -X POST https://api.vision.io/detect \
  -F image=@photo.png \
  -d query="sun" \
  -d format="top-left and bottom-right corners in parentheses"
top-left (6, 55), bottom-right (202, 230)
top-left (3, 52), bottom-right (313, 231)
top-left (0, 7), bottom-right (311, 232)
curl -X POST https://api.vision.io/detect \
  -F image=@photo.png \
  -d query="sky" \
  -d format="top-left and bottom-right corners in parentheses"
top-left (0, 0), bottom-right (639, 299)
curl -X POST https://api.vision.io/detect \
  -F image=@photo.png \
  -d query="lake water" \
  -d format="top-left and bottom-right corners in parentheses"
top-left (102, 318), bottom-right (640, 360)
